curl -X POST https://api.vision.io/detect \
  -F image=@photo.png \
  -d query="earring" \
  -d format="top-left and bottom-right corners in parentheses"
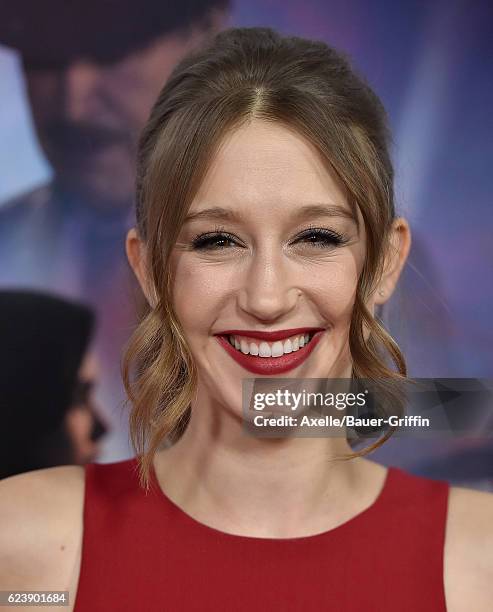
top-left (378, 289), bottom-right (385, 296)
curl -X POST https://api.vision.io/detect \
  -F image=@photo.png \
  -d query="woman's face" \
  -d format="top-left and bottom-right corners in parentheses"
top-left (169, 119), bottom-right (370, 417)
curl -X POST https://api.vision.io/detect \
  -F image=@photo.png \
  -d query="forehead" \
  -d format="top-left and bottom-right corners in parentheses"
top-left (190, 119), bottom-right (352, 218)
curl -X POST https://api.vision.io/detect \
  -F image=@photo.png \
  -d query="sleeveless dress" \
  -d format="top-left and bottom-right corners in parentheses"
top-left (73, 457), bottom-right (449, 611)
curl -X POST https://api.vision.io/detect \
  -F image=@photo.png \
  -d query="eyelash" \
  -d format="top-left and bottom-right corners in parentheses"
top-left (190, 225), bottom-right (349, 251)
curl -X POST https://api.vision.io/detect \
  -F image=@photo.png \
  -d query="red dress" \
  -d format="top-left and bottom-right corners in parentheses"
top-left (74, 457), bottom-right (449, 611)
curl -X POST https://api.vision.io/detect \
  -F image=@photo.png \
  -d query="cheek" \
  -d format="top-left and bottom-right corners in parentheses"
top-left (170, 250), bottom-right (363, 337)
top-left (310, 257), bottom-right (361, 324)
top-left (171, 257), bottom-right (234, 340)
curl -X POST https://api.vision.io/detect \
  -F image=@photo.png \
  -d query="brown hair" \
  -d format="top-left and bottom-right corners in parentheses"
top-left (122, 27), bottom-right (407, 490)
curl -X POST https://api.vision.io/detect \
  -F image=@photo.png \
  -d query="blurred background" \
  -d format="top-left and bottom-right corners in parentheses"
top-left (0, 0), bottom-right (491, 488)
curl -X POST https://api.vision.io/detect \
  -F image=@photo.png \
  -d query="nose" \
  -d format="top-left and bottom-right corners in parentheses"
top-left (63, 60), bottom-right (101, 122)
top-left (237, 248), bottom-right (301, 322)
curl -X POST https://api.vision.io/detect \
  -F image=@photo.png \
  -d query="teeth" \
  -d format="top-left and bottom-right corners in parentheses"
top-left (227, 332), bottom-right (317, 358)
top-left (249, 342), bottom-right (259, 356)
top-left (271, 341), bottom-right (283, 358)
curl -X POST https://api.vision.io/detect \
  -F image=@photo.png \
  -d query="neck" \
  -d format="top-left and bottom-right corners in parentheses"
top-left (153, 392), bottom-right (386, 538)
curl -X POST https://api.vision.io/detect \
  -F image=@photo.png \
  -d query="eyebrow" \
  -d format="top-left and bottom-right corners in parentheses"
top-left (184, 203), bottom-right (358, 226)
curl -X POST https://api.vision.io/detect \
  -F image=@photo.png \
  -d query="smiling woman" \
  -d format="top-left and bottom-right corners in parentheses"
top-left (1, 26), bottom-right (492, 612)
top-left (123, 30), bottom-right (411, 482)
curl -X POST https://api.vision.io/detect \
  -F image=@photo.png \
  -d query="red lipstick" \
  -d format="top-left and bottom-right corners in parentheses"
top-left (215, 329), bottom-right (325, 375)
top-left (215, 327), bottom-right (324, 342)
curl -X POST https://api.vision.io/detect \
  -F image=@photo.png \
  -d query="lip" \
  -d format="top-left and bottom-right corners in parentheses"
top-left (215, 330), bottom-right (325, 375)
top-left (214, 327), bottom-right (325, 342)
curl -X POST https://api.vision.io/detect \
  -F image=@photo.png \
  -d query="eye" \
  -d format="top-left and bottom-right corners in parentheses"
top-left (293, 227), bottom-right (348, 248)
top-left (191, 231), bottom-right (241, 251)
top-left (189, 226), bottom-right (349, 251)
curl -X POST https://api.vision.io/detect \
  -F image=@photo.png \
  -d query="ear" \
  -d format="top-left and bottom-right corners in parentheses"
top-left (125, 227), bottom-right (157, 308)
top-left (373, 217), bottom-right (412, 306)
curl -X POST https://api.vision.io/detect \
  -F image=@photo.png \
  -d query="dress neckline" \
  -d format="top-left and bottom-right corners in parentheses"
top-left (146, 458), bottom-right (395, 544)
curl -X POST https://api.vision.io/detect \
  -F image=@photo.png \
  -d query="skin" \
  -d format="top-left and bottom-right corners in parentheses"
top-left (130, 119), bottom-right (405, 537)
top-left (0, 120), bottom-right (492, 610)
top-left (126, 120), bottom-right (407, 535)
top-left (24, 8), bottom-right (228, 212)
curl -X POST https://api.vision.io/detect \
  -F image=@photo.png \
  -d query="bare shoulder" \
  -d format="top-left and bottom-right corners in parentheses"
top-left (444, 485), bottom-right (493, 612)
top-left (0, 466), bottom-right (85, 599)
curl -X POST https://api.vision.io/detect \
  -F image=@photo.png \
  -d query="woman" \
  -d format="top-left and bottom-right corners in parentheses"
top-left (0, 289), bottom-right (107, 478)
top-left (1, 27), bottom-right (492, 611)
